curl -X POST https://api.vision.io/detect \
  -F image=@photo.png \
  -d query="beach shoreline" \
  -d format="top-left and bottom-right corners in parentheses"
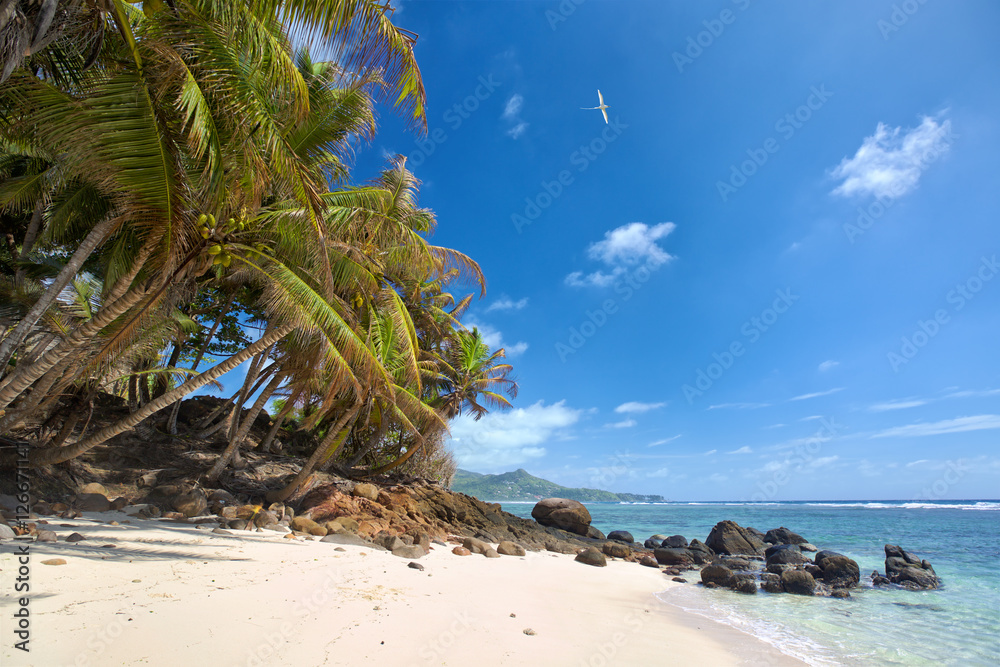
top-left (1, 511), bottom-right (806, 666)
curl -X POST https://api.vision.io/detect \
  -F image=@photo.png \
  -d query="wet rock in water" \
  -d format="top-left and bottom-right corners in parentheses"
top-left (607, 530), bottom-right (634, 544)
top-left (644, 534), bottom-right (667, 549)
top-left (602, 542), bottom-right (630, 558)
top-left (672, 577), bottom-right (688, 583)
top-left (172, 488), bottom-right (208, 518)
top-left (574, 547), bottom-right (607, 567)
top-left (799, 542), bottom-right (818, 552)
top-left (733, 577), bottom-right (758, 595)
top-left (760, 572), bottom-right (784, 593)
top-left (719, 556), bottom-right (754, 572)
top-left (884, 545), bottom-right (938, 589)
top-left (780, 569), bottom-right (816, 596)
top-left (700, 563), bottom-right (735, 587)
top-left (804, 563), bottom-right (823, 577)
top-left (663, 535), bottom-right (689, 548)
top-left (705, 520), bottom-right (765, 556)
top-left (686, 539), bottom-right (715, 564)
top-left (831, 589), bottom-right (851, 599)
top-left (764, 526), bottom-right (808, 545)
top-left (765, 543), bottom-right (808, 566)
top-left (818, 555), bottom-right (860, 589)
top-left (531, 498), bottom-right (592, 537)
top-left (452, 547), bottom-right (472, 556)
top-left (497, 541), bottom-right (527, 557)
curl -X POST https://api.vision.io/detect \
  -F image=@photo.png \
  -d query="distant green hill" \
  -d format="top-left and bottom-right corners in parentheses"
top-left (450, 468), bottom-right (664, 503)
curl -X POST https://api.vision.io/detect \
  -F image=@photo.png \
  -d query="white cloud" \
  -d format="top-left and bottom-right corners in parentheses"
top-left (869, 398), bottom-right (929, 412)
top-left (704, 449), bottom-right (717, 455)
top-left (807, 455), bottom-right (839, 470)
top-left (729, 446), bottom-right (753, 455)
top-left (872, 415), bottom-right (1000, 439)
top-left (830, 115), bottom-right (952, 199)
top-left (501, 94), bottom-right (528, 139)
top-left (486, 296), bottom-right (529, 313)
top-left (616, 401), bottom-right (666, 414)
top-left (647, 467), bottom-right (672, 478)
top-left (944, 388), bottom-right (1000, 400)
top-left (604, 419), bottom-right (637, 429)
top-left (467, 320), bottom-right (528, 357)
top-left (818, 360), bottom-right (839, 372)
top-left (448, 400), bottom-right (581, 471)
top-left (648, 435), bottom-right (682, 447)
top-left (707, 402), bottom-right (771, 410)
top-left (765, 424), bottom-right (786, 429)
top-left (708, 473), bottom-right (728, 484)
top-left (566, 222), bottom-right (676, 288)
top-left (789, 387), bottom-right (844, 401)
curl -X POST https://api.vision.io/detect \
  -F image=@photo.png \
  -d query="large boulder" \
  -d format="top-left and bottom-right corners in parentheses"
top-left (686, 539), bottom-right (715, 564)
top-left (760, 572), bottom-right (784, 593)
top-left (818, 555), bottom-right (860, 589)
top-left (705, 521), bottom-right (765, 555)
top-left (497, 541), bottom-right (527, 557)
top-left (574, 547), bottom-right (607, 567)
top-left (780, 569), bottom-right (816, 596)
top-left (764, 526), bottom-right (808, 545)
top-left (663, 535), bottom-right (689, 548)
top-left (531, 498), bottom-right (592, 537)
top-left (172, 488), bottom-right (208, 518)
top-left (75, 493), bottom-right (111, 512)
top-left (700, 563), bottom-right (735, 587)
top-left (586, 526), bottom-right (606, 540)
top-left (607, 530), bottom-right (634, 544)
top-left (653, 547), bottom-right (693, 566)
top-left (644, 534), bottom-right (667, 549)
top-left (884, 545), bottom-right (938, 589)
top-left (602, 542), bottom-right (631, 558)
top-left (765, 543), bottom-right (808, 566)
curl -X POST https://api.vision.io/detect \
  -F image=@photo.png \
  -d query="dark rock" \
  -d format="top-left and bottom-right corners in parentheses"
top-left (320, 533), bottom-right (373, 548)
top-left (760, 573), bottom-right (783, 593)
top-left (746, 526), bottom-right (766, 540)
top-left (639, 555), bottom-right (659, 568)
top-left (602, 542), bottom-right (631, 558)
top-left (706, 520), bottom-right (765, 555)
top-left (672, 577), bottom-right (688, 583)
top-left (766, 562), bottom-right (794, 575)
top-left (765, 544), bottom-right (808, 566)
top-left (818, 555), bottom-right (860, 589)
top-left (392, 545), bottom-right (427, 559)
top-left (733, 578), bottom-right (758, 594)
top-left (497, 541), bottom-right (526, 557)
top-left (663, 535), bottom-right (689, 548)
top-left (66, 532), bottom-right (86, 542)
top-left (831, 590), bottom-right (851, 599)
top-left (531, 498), bottom-right (592, 537)
top-left (780, 569), bottom-right (816, 596)
top-left (644, 534), bottom-right (667, 549)
top-left (76, 494), bottom-right (111, 512)
top-left (764, 526), bottom-right (808, 545)
top-left (172, 488), bottom-right (208, 518)
top-left (574, 547), bottom-right (607, 567)
top-left (700, 563), bottom-right (735, 587)
top-left (799, 542), bottom-right (818, 552)
top-left (607, 530), bottom-right (634, 544)
top-left (686, 539), bottom-right (715, 564)
top-left (653, 547), bottom-right (693, 566)
top-left (884, 545), bottom-right (938, 589)
top-left (408, 561), bottom-right (425, 571)
top-left (719, 556), bottom-right (754, 572)
top-left (804, 563), bottom-right (823, 577)
top-left (586, 526), bottom-right (606, 540)
top-left (814, 550), bottom-right (845, 565)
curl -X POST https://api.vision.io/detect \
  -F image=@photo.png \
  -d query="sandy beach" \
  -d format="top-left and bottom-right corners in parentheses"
top-left (1, 510), bottom-right (806, 667)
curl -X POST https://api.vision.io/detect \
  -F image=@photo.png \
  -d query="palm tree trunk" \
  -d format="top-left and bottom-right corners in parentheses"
top-left (260, 404), bottom-right (294, 453)
top-left (266, 398), bottom-right (361, 504)
top-left (25, 323), bottom-right (294, 467)
top-left (206, 372), bottom-right (283, 481)
top-left (364, 434), bottom-right (426, 476)
top-left (14, 198), bottom-right (45, 284)
top-left (0, 215), bottom-right (116, 372)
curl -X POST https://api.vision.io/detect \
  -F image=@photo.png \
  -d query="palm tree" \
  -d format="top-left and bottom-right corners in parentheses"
top-left (433, 328), bottom-right (518, 421)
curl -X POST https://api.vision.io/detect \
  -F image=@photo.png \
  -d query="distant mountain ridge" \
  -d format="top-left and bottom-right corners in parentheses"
top-left (450, 468), bottom-right (665, 503)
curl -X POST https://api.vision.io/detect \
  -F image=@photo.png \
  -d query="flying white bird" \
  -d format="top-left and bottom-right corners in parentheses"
top-left (581, 89), bottom-right (609, 124)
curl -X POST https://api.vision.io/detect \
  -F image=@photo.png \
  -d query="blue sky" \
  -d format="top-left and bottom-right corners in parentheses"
top-left (225, 1), bottom-right (1000, 500)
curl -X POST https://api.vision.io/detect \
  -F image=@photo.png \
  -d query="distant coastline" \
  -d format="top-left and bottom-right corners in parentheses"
top-left (451, 468), bottom-right (665, 503)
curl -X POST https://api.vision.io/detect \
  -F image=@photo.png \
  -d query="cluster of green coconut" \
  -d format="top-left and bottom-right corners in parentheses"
top-left (197, 213), bottom-right (243, 268)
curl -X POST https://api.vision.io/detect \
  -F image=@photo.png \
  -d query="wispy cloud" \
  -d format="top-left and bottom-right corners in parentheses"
top-left (872, 415), bottom-right (1000, 439)
top-left (605, 418), bottom-right (637, 429)
top-left (704, 449), bottom-right (717, 455)
top-left (818, 360), bottom-right (840, 372)
top-left (502, 94), bottom-right (528, 139)
top-left (566, 222), bottom-right (676, 288)
top-left (707, 402), bottom-right (771, 410)
top-left (616, 401), bottom-right (666, 414)
top-left (943, 388), bottom-right (1000, 400)
top-left (830, 114), bottom-right (952, 199)
top-left (648, 435), bottom-right (682, 447)
top-left (869, 398), bottom-right (929, 412)
top-left (729, 446), bottom-right (753, 455)
top-left (486, 296), bottom-right (528, 313)
top-left (467, 320), bottom-right (528, 357)
top-left (789, 387), bottom-right (844, 401)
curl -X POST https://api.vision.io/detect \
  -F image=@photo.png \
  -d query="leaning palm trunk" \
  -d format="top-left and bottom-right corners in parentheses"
top-left (266, 398), bottom-right (361, 504)
top-left (0, 216), bottom-right (116, 372)
top-left (206, 371), bottom-right (284, 481)
top-left (363, 434), bottom-right (426, 476)
top-left (22, 323), bottom-right (294, 467)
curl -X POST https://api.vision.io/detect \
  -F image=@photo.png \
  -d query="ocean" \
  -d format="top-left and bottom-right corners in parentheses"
top-left (502, 500), bottom-right (1000, 666)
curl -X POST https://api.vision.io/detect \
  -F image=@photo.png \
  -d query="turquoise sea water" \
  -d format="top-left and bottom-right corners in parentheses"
top-left (503, 501), bottom-right (1000, 666)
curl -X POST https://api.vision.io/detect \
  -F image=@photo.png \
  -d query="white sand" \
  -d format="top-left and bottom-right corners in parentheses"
top-left (1, 512), bottom-right (806, 666)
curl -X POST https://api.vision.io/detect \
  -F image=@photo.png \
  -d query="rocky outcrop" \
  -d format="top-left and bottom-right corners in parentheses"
top-left (705, 521), bottom-right (765, 555)
top-left (653, 547), bottom-right (693, 566)
top-left (602, 542), bottom-right (631, 558)
top-left (575, 547), bottom-right (607, 567)
top-left (884, 545), bottom-right (938, 589)
top-left (700, 563), bottom-right (735, 587)
top-left (780, 569), bottom-right (816, 596)
top-left (815, 552), bottom-right (860, 589)
top-left (764, 526), bottom-right (808, 545)
top-left (531, 498), bottom-right (592, 537)
top-left (663, 535), bottom-right (688, 548)
top-left (765, 543), bottom-right (808, 566)
top-left (607, 530), bottom-right (634, 544)
top-left (497, 541), bottom-right (526, 557)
